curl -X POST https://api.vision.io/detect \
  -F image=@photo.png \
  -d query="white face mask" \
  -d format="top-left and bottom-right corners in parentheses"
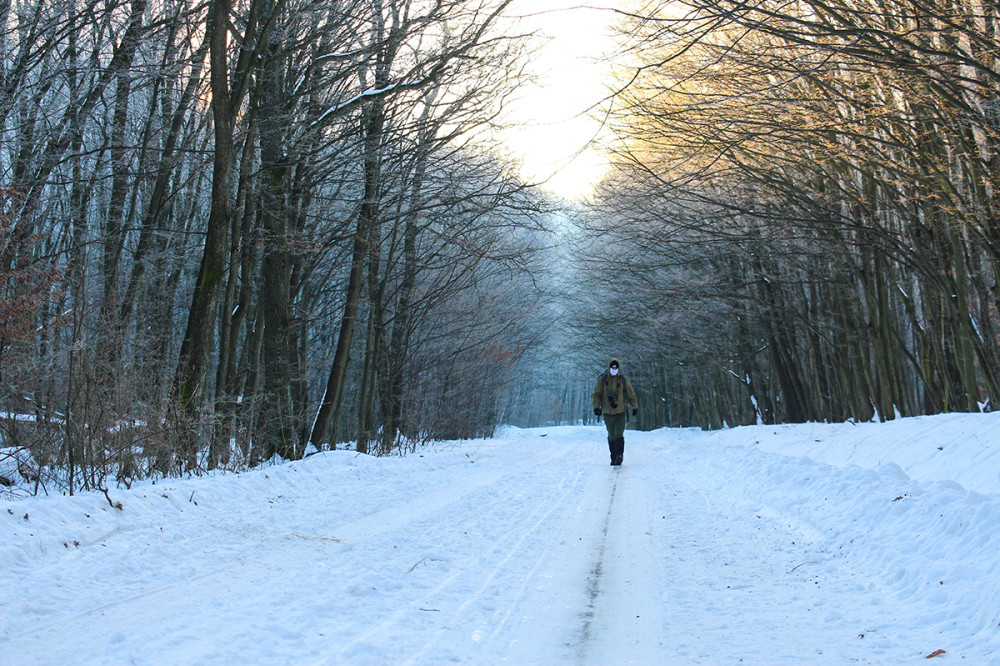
top-left (610, 367), bottom-right (619, 376)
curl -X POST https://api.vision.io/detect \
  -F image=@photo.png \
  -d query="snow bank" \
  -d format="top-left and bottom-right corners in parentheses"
top-left (714, 411), bottom-right (1000, 494)
top-left (0, 450), bottom-right (376, 570)
top-left (692, 412), bottom-right (1000, 657)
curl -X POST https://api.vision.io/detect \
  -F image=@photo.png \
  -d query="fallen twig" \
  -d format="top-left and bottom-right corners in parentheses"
top-left (788, 561), bottom-right (819, 573)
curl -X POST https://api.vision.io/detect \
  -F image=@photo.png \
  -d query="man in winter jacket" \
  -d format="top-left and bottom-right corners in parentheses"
top-left (592, 358), bottom-right (638, 466)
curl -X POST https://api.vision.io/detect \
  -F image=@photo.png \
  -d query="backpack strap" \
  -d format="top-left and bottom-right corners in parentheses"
top-left (601, 370), bottom-right (622, 391)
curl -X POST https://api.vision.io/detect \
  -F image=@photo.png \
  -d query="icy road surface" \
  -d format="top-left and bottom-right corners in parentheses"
top-left (3, 416), bottom-right (1000, 663)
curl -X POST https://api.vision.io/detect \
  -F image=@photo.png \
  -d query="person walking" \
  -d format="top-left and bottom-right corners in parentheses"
top-left (592, 358), bottom-right (638, 466)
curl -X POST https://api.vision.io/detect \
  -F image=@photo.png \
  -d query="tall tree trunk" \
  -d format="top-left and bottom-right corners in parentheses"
top-left (356, 292), bottom-right (382, 455)
top-left (172, 0), bottom-right (237, 467)
top-left (383, 213), bottom-right (418, 448)
top-left (310, 100), bottom-right (384, 449)
top-left (65, 53), bottom-right (89, 492)
top-left (210, 109), bottom-right (258, 469)
top-left (172, 0), bottom-right (280, 465)
top-left (256, 33), bottom-right (296, 461)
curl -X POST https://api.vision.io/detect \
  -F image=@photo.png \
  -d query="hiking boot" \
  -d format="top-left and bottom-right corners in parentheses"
top-left (610, 438), bottom-right (625, 466)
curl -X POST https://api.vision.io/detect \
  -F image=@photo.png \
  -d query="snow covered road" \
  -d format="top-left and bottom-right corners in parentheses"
top-left (3, 415), bottom-right (999, 664)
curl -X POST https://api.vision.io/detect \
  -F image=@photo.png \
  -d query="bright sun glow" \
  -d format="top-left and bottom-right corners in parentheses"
top-left (502, 1), bottom-right (618, 200)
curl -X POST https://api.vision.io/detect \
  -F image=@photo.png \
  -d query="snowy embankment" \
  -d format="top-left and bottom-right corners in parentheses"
top-left (1, 413), bottom-right (999, 664)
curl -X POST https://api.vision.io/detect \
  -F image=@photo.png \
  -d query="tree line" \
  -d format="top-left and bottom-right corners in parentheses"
top-left (575, 0), bottom-right (1000, 430)
top-left (8, 0), bottom-right (997, 494)
top-left (0, 0), bottom-right (548, 495)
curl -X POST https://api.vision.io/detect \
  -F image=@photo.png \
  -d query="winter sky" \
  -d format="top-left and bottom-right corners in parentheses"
top-left (502, 1), bottom-right (619, 200)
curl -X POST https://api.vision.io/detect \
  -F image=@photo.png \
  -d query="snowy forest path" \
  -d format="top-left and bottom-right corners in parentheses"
top-left (2, 425), bottom-right (951, 664)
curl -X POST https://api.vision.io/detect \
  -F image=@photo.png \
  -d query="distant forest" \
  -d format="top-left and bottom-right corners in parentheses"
top-left (3, 0), bottom-right (999, 495)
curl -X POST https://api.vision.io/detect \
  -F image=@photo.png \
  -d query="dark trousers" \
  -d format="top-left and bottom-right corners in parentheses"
top-left (603, 412), bottom-right (627, 440)
top-left (604, 412), bottom-right (626, 461)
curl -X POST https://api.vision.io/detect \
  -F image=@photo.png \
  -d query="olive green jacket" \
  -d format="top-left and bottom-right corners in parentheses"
top-left (592, 358), bottom-right (638, 416)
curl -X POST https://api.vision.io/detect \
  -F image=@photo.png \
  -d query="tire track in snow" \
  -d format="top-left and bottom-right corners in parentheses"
top-left (577, 466), bottom-right (619, 652)
top-left (576, 440), bottom-right (671, 665)
top-left (331, 435), bottom-right (601, 664)
top-left (395, 461), bottom-right (592, 664)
